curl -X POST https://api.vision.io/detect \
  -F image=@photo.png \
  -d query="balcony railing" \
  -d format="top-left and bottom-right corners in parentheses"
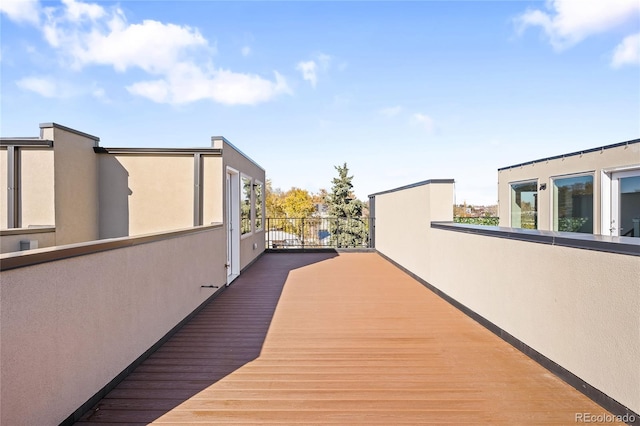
top-left (265, 217), bottom-right (371, 249)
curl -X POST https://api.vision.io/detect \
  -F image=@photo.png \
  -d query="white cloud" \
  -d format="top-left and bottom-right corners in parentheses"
top-left (0, 0), bottom-right (40, 25)
top-left (91, 86), bottom-right (108, 101)
top-left (127, 65), bottom-right (291, 105)
top-left (612, 32), bottom-right (640, 68)
top-left (241, 46), bottom-right (251, 57)
top-left (411, 113), bottom-right (435, 133)
top-left (60, 0), bottom-right (104, 22)
top-left (10, 0), bottom-right (289, 105)
top-left (41, 3), bottom-right (209, 73)
top-left (379, 106), bottom-right (403, 117)
top-left (317, 53), bottom-right (331, 70)
top-left (16, 76), bottom-right (81, 98)
top-left (516, 0), bottom-right (640, 50)
top-left (296, 53), bottom-right (332, 88)
top-left (16, 76), bottom-right (59, 97)
top-left (16, 74), bottom-right (110, 100)
top-left (296, 60), bottom-right (318, 88)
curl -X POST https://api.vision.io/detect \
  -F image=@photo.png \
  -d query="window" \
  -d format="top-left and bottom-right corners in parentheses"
top-left (510, 181), bottom-right (537, 229)
top-left (553, 174), bottom-right (593, 233)
top-left (241, 176), bottom-right (252, 235)
top-left (254, 181), bottom-right (263, 231)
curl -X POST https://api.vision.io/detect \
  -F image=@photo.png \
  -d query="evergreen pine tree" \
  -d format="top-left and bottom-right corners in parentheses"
top-left (327, 163), bottom-right (368, 247)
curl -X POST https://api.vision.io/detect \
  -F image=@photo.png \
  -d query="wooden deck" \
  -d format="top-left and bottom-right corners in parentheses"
top-left (77, 252), bottom-right (622, 425)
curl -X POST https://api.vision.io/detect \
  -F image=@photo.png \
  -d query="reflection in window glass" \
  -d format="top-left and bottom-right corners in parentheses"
top-left (255, 182), bottom-right (263, 230)
top-left (553, 175), bottom-right (593, 233)
top-left (241, 176), bottom-right (252, 234)
top-left (620, 175), bottom-right (640, 238)
top-left (510, 181), bottom-right (537, 229)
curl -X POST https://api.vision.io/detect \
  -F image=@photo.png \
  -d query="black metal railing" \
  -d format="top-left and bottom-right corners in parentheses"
top-left (265, 217), bottom-right (371, 249)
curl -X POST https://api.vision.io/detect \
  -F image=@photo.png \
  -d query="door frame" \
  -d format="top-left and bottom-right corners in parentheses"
top-left (601, 167), bottom-right (640, 236)
top-left (226, 167), bottom-right (240, 284)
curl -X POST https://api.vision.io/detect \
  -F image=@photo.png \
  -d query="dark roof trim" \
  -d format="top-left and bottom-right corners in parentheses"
top-left (498, 138), bottom-right (640, 171)
top-left (0, 138), bottom-right (53, 147)
top-left (40, 122), bottom-right (100, 142)
top-left (368, 179), bottom-right (455, 198)
top-left (94, 147), bottom-right (223, 155)
top-left (431, 222), bottom-right (640, 256)
top-left (211, 136), bottom-right (265, 172)
top-left (0, 223), bottom-right (223, 271)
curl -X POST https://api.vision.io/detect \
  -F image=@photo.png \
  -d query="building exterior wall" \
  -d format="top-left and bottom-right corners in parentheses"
top-left (372, 181), bottom-right (454, 283)
top-left (498, 141), bottom-right (640, 234)
top-left (99, 155), bottom-right (194, 237)
top-left (0, 148), bottom-right (7, 228)
top-left (215, 137), bottom-right (266, 271)
top-left (371, 180), bottom-right (640, 415)
top-left (0, 229), bottom-right (56, 253)
top-left (44, 124), bottom-right (100, 245)
top-left (0, 225), bottom-right (226, 426)
top-left (21, 149), bottom-right (55, 227)
top-left (202, 155), bottom-right (224, 225)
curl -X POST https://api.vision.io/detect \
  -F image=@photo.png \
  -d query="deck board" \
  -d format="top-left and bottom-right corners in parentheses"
top-left (76, 253), bottom-right (622, 425)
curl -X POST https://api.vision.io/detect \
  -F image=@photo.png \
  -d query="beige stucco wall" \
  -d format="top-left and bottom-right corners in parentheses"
top-left (498, 142), bottom-right (640, 233)
top-left (373, 180), bottom-right (640, 414)
top-left (43, 125), bottom-right (100, 245)
top-left (202, 155), bottom-right (224, 225)
top-left (216, 138), bottom-right (266, 270)
top-left (373, 182), bottom-right (454, 283)
top-left (99, 155), bottom-right (194, 237)
top-left (0, 229), bottom-right (56, 253)
top-left (21, 149), bottom-right (55, 227)
top-left (0, 225), bottom-right (226, 426)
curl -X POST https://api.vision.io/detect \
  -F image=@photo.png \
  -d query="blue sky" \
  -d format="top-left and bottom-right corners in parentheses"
top-left (2, 0), bottom-right (639, 204)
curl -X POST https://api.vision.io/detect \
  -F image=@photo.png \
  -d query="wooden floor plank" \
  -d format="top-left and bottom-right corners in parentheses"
top-left (76, 253), bottom-right (623, 425)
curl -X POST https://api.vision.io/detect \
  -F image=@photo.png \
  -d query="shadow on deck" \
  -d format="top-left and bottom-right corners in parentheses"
top-left (77, 252), bottom-right (623, 425)
top-left (77, 252), bottom-right (337, 424)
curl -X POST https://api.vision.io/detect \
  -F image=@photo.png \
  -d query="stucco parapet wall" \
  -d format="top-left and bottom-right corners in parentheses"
top-left (0, 223), bottom-right (223, 271)
top-left (94, 147), bottom-right (223, 155)
top-left (1, 226), bottom-right (55, 236)
top-left (368, 179), bottom-right (455, 198)
top-left (498, 138), bottom-right (640, 171)
top-left (431, 222), bottom-right (640, 257)
top-left (40, 122), bottom-right (100, 142)
top-left (211, 136), bottom-right (265, 172)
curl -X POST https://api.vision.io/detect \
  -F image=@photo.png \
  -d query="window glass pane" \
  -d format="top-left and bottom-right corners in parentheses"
top-left (510, 181), bottom-right (537, 229)
top-left (255, 183), bottom-right (263, 230)
top-left (553, 175), bottom-right (593, 233)
top-left (620, 175), bottom-right (640, 238)
top-left (241, 177), bottom-right (252, 234)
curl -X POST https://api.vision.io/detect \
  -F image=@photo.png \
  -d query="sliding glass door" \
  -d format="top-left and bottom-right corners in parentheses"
top-left (611, 170), bottom-right (640, 238)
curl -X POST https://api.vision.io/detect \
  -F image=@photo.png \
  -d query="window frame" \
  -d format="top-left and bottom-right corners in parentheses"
top-left (240, 174), bottom-right (253, 237)
top-left (551, 172), bottom-right (595, 234)
top-left (509, 179), bottom-right (538, 230)
top-left (254, 180), bottom-right (264, 232)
